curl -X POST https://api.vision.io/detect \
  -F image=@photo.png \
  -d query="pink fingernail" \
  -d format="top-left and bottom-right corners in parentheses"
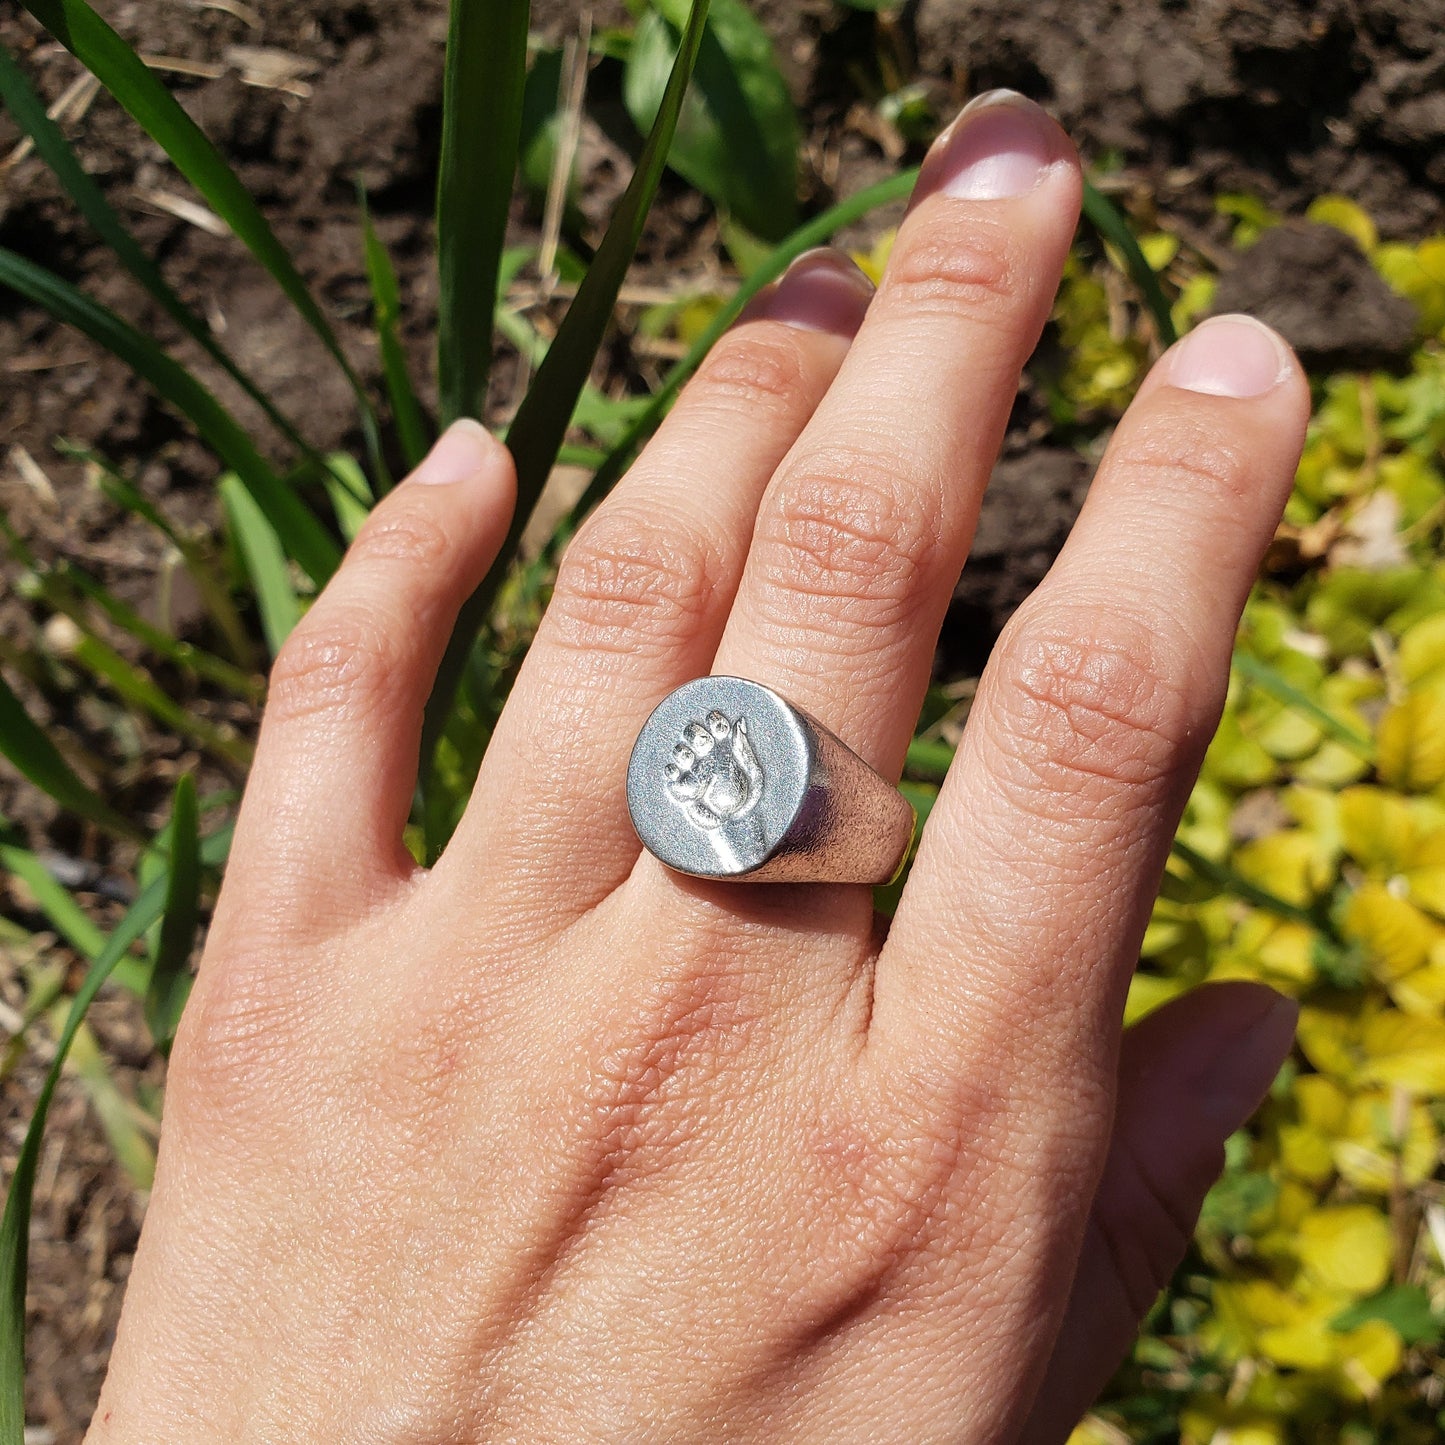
top-left (757, 249), bottom-right (874, 336)
top-left (1196, 991), bottom-right (1299, 1135)
top-left (412, 418), bottom-right (496, 485)
top-left (1166, 314), bottom-right (1292, 398)
top-left (936, 90), bottom-right (1061, 201)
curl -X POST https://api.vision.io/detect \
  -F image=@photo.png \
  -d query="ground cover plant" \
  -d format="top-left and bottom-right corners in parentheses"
top-left (1, 1), bottom-right (1444, 1440)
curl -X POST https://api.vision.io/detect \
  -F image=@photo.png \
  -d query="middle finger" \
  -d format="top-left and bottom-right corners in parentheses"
top-left (712, 92), bottom-right (1082, 779)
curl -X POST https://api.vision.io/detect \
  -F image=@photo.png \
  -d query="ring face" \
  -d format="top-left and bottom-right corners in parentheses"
top-left (627, 677), bottom-right (812, 878)
top-left (627, 677), bottom-right (917, 885)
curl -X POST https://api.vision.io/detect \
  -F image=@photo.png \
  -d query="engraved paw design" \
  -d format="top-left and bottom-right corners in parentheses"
top-left (664, 711), bottom-right (764, 831)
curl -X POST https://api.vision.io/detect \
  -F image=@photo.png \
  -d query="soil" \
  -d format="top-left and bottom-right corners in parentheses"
top-left (3, 0), bottom-right (1445, 1438)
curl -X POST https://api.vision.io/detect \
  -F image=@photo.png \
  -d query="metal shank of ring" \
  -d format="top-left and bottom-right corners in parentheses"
top-left (626, 676), bottom-right (917, 885)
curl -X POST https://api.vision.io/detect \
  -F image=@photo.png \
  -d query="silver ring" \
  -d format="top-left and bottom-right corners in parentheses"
top-left (626, 677), bottom-right (916, 884)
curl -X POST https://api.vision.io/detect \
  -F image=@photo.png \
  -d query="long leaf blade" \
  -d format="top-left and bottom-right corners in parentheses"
top-left (74, 447), bottom-right (259, 669)
top-left (435, 0), bottom-right (531, 425)
top-left (421, 0), bottom-right (711, 806)
top-left (0, 669), bottom-right (131, 836)
top-left (18, 0), bottom-right (382, 464)
top-left (0, 38), bottom-right (310, 458)
top-left (1081, 179), bottom-right (1177, 347)
top-left (0, 825), bottom-right (106, 959)
top-left (220, 474), bottom-right (303, 656)
top-left (625, 0), bottom-right (799, 240)
top-left (0, 825), bottom-right (231, 1442)
top-left (0, 248), bottom-right (339, 586)
top-left (145, 776), bottom-right (201, 1053)
top-left (360, 195), bottom-right (430, 470)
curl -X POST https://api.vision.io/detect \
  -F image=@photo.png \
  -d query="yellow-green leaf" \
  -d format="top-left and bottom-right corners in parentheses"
top-left (1378, 690), bottom-right (1445, 791)
top-left (1295, 1205), bottom-right (1393, 1296)
top-left (1341, 882), bottom-right (1437, 981)
top-left (1359, 1011), bottom-right (1445, 1094)
top-left (1306, 195), bottom-right (1379, 254)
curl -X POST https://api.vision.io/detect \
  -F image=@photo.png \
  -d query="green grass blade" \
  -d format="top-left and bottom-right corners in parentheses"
top-left (0, 668), bottom-right (134, 837)
top-left (1233, 652), bottom-right (1376, 760)
top-left (435, 0), bottom-right (531, 426)
top-left (73, 448), bottom-right (258, 669)
top-left (18, 0), bottom-right (384, 474)
top-left (0, 248), bottom-right (340, 586)
top-left (145, 775), bottom-right (201, 1053)
top-left (0, 39), bottom-right (312, 460)
top-left (53, 563), bottom-right (263, 702)
top-left (626, 0), bottom-right (799, 241)
top-left (0, 961), bottom-right (65, 1083)
top-left (220, 473), bottom-right (302, 655)
top-left (69, 632), bottom-right (252, 767)
top-left (360, 192), bottom-right (430, 471)
top-left (1169, 837), bottom-right (1332, 935)
top-left (420, 0), bottom-right (711, 813)
top-left (320, 451), bottom-right (375, 543)
top-left (0, 825), bottom-right (106, 958)
top-left (49, 1014), bottom-right (156, 1191)
top-left (0, 883), bottom-right (160, 1443)
top-left (1081, 179), bottom-right (1177, 347)
top-left (0, 823), bottom-right (230, 1439)
top-left (0, 513), bottom-right (261, 705)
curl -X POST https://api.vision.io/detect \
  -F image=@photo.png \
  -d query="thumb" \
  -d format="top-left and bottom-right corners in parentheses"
top-left (1019, 982), bottom-right (1299, 1444)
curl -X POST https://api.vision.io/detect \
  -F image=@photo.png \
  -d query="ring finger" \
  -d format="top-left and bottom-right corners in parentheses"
top-left (446, 252), bottom-right (874, 917)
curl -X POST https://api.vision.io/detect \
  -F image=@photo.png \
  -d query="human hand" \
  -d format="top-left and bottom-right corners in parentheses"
top-left (88, 92), bottom-right (1310, 1443)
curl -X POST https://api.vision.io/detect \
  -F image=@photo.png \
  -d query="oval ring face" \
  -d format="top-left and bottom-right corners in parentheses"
top-left (627, 677), bottom-right (812, 878)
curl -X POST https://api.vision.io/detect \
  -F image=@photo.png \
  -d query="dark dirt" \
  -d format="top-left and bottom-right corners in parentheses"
top-left (4, 1), bottom-right (1445, 1438)
top-left (916, 0), bottom-right (1445, 238)
top-left (1209, 220), bottom-right (1421, 370)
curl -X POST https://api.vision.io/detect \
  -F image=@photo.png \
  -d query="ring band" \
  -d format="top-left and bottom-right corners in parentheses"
top-left (626, 677), bottom-right (916, 884)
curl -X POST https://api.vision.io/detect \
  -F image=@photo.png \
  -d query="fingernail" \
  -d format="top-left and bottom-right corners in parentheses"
top-left (754, 249), bottom-right (874, 335)
top-left (935, 90), bottom-right (1060, 201)
top-left (411, 418), bottom-right (495, 485)
top-left (1196, 990), bottom-right (1299, 1135)
top-left (1165, 314), bottom-right (1292, 398)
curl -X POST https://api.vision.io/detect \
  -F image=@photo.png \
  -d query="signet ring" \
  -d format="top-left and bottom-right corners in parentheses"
top-left (626, 677), bottom-right (917, 885)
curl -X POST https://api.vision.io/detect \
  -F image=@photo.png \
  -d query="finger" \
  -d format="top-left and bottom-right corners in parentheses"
top-left (1020, 984), bottom-right (1297, 1444)
top-left (223, 422), bottom-right (515, 928)
top-left (444, 253), bottom-right (874, 915)
top-left (875, 316), bottom-right (1310, 1084)
top-left (710, 93), bottom-right (1082, 779)
top-left (849, 321), bottom-right (1307, 1430)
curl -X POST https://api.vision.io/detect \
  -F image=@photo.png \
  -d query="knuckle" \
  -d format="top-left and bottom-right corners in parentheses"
top-left (267, 605), bottom-right (401, 726)
top-left (166, 957), bottom-right (313, 1137)
top-left (1109, 409), bottom-right (1251, 507)
top-left (754, 454), bottom-right (941, 632)
top-left (881, 212), bottom-right (1022, 326)
top-left (550, 506), bottom-right (721, 655)
top-left (694, 325), bottom-right (815, 414)
top-left (348, 504), bottom-right (454, 573)
top-left (987, 608), bottom-right (1203, 800)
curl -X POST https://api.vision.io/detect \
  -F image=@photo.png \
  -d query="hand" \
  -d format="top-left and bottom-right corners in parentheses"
top-left (88, 92), bottom-right (1310, 1443)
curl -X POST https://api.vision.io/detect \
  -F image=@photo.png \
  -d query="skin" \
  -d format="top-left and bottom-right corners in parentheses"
top-left (86, 95), bottom-right (1311, 1443)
